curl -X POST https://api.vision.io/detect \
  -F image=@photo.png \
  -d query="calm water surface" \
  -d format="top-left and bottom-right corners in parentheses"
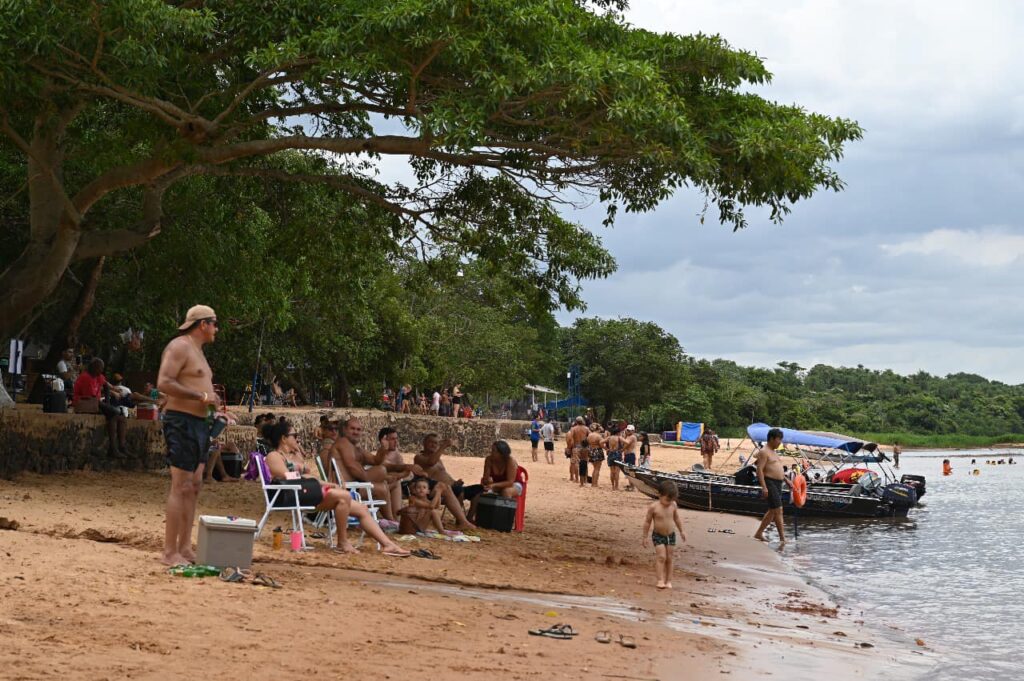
top-left (783, 451), bottom-right (1023, 681)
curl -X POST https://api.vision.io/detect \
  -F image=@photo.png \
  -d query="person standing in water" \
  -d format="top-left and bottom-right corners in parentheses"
top-left (893, 442), bottom-right (901, 469)
top-left (157, 305), bottom-right (220, 566)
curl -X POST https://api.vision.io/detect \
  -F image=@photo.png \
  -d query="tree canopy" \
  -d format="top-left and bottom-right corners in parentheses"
top-left (0, 0), bottom-right (860, 336)
top-left (561, 317), bottom-right (684, 422)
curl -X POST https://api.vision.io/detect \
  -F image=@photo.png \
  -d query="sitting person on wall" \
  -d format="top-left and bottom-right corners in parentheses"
top-left (283, 387), bottom-right (298, 407)
top-left (464, 440), bottom-right (521, 523)
top-left (109, 373), bottom-right (158, 412)
top-left (56, 347), bottom-right (80, 400)
top-left (398, 478), bottom-right (445, 534)
top-left (262, 419), bottom-right (409, 556)
top-left (73, 358), bottom-right (129, 457)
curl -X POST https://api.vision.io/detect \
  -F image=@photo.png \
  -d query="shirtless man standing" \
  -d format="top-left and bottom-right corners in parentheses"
top-left (586, 424), bottom-right (606, 487)
top-left (752, 428), bottom-right (787, 546)
top-left (412, 434), bottom-right (477, 530)
top-left (603, 427), bottom-right (622, 491)
top-left (566, 417), bottom-right (590, 485)
top-left (157, 305), bottom-right (220, 566)
top-left (620, 424), bottom-right (638, 490)
top-left (330, 417), bottom-right (398, 521)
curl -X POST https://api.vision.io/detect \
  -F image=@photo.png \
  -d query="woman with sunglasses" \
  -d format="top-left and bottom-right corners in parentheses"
top-left (262, 419), bottom-right (409, 557)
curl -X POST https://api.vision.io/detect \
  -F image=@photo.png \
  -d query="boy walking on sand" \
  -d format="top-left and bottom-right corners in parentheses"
top-left (642, 480), bottom-right (687, 589)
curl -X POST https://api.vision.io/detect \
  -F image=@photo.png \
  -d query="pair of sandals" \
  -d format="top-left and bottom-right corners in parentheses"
top-left (707, 528), bottom-right (735, 534)
top-left (219, 566), bottom-right (282, 588)
top-left (595, 631), bottom-right (637, 648)
top-left (529, 624), bottom-right (578, 639)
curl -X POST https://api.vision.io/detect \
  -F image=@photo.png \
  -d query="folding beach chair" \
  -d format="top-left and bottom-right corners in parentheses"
top-left (319, 458), bottom-right (387, 547)
top-left (253, 454), bottom-right (334, 550)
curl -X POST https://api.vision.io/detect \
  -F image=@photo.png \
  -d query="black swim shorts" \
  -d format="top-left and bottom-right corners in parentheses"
top-left (652, 531), bottom-right (676, 546)
top-left (163, 410), bottom-right (211, 472)
top-left (765, 477), bottom-right (784, 510)
top-left (607, 450), bottom-right (622, 465)
top-left (623, 452), bottom-right (636, 466)
top-left (578, 458), bottom-right (588, 477)
top-left (544, 441), bottom-right (555, 451)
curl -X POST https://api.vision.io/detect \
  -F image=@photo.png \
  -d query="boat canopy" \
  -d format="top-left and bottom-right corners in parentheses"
top-left (747, 423), bottom-right (873, 455)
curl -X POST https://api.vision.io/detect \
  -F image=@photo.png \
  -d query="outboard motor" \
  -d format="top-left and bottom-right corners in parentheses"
top-left (734, 466), bottom-right (758, 486)
top-left (882, 482), bottom-right (918, 508)
top-left (899, 474), bottom-right (927, 500)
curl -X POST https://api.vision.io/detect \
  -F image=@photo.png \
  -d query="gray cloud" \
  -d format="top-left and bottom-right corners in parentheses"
top-left (555, 1), bottom-right (1024, 383)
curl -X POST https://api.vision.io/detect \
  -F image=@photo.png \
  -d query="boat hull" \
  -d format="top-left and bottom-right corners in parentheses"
top-left (621, 465), bottom-right (911, 519)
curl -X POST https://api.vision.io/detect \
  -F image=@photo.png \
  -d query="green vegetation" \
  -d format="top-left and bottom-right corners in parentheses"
top-left (0, 0), bottom-right (859, 338)
top-left (849, 433), bottom-right (1024, 449)
top-left (634, 360), bottom-right (1024, 445)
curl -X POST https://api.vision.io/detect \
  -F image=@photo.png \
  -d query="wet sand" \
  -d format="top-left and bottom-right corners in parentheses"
top-left (0, 437), bottom-right (931, 680)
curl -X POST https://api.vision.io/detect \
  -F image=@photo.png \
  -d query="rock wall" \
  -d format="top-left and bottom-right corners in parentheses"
top-left (0, 406), bottom-right (530, 479)
top-left (234, 408), bottom-right (531, 456)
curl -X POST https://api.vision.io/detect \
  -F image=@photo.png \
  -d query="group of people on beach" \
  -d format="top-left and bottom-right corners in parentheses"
top-left (563, 416), bottom-right (649, 491)
top-left (155, 305), bottom-right (527, 565)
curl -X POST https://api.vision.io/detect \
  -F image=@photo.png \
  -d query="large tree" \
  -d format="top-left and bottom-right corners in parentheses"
top-left (0, 0), bottom-right (860, 336)
top-left (561, 317), bottom-right (684, 422)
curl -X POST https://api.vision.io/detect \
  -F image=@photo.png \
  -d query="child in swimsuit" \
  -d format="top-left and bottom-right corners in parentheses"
top-left (642, 480), bottom-right (687, 589)
top-left (399, 478), bottom-right (445, 534)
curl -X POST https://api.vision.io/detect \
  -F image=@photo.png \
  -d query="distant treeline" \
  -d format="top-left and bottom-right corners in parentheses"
top-left (633, 359), bottom-right (1024, 444)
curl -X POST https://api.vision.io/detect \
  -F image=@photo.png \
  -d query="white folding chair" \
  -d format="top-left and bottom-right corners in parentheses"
top-left (329, 458), bottom-right (387, 522)
top-left (254, 454), bottom-right (334, 550)
top-left (329, 458), bottom-right (387, 547)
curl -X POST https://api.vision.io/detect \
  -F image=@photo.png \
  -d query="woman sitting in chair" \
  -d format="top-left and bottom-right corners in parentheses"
top-left (262, 419), bottom-right (409, 557)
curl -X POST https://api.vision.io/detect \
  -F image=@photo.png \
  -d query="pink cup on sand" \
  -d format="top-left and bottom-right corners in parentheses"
top-left (289, 530), bottom-right (302, 551)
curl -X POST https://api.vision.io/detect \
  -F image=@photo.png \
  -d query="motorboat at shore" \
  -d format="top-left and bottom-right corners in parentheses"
top-left (619, 423), bottom-right (926, 519)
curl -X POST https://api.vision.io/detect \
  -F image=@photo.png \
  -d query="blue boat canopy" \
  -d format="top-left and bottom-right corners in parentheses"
top-left (746, 423), bottom-right (870, 454)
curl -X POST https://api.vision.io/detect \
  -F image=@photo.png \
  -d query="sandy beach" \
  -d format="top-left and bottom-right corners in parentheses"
top-left (0, 435), bottom-right (932, 680)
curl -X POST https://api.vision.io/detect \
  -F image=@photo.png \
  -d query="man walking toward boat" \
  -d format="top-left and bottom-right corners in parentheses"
top-left (753, 427), bottom-right (786, 546)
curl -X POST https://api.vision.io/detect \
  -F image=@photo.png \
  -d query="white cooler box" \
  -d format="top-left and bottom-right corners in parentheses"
top-left (196, 515), bottom-right (258, 569)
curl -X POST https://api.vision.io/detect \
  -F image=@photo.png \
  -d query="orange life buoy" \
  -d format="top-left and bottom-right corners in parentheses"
top-left (791, 473), bottom-right (807, 508)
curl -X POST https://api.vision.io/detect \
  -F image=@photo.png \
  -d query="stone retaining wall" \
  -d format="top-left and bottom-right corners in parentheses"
top-left (0, 406), bottom-right (531, 479)
top-left (234, 408), bottom-right (531, 457)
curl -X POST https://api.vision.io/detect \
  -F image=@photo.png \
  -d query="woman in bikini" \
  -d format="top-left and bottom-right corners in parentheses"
top-left (262, 419), bottom-right (409, 556)
top-left (465, 440), bottom-right (521, 522)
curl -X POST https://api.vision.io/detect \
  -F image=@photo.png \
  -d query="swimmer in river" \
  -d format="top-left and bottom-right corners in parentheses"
top-left (942, 459), bottom-right (953, 476)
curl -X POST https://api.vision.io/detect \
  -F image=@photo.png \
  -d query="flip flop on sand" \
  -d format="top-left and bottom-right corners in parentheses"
top-left (617, 634), bottom-right (637, 649)
top-left (219, 567), bottom-right (252, 583)
top-left (528, 625), bottom-right (573, 639)
top-left (382, 548), bottom-right (411, 558)
top-left (410, 548), bottom-right (441, 560)
top-left (595, 630), bottom-right (612, 644)
top-left (251, 573), bottom-right (282, 589)
top-left (553, 624), bottom-right (578, 637)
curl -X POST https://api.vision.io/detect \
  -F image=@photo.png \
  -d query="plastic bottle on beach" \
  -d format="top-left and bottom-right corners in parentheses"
top-left (272, 527), bottom-right (283, 550)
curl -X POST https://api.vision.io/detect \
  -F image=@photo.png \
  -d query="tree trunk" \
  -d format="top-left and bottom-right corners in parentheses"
top-left (603, 403), bottom-right (615, 424)
top-left (337, 372), bottom-right (352, 407)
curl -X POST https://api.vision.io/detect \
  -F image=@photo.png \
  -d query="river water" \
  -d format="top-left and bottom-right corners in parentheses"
top-left (783, 450), bottom-right (1022, 680)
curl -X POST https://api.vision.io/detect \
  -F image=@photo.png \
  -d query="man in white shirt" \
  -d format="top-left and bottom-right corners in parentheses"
top-left (56, 348), bottom-right (78, 398)
top-left (541, 418), bottom-right (556, 465)
top-left (431, 389), bottom-right (441, 415)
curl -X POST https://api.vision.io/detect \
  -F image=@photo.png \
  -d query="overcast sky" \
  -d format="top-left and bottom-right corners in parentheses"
top-left (552, 0), bottom-right (1024, 384)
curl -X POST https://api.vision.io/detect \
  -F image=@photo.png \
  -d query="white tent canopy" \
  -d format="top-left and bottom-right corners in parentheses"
top-left (525, 384), bottom-right (560, 407)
